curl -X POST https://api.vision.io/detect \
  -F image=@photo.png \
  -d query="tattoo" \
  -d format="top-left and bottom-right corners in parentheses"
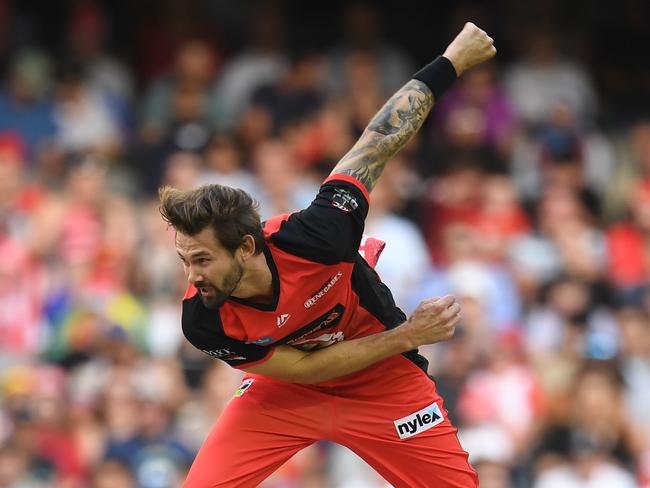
top-left (331, 79), bottom-right (434, 192)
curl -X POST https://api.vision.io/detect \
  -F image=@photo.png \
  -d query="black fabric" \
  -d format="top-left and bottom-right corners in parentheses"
top-left (350, 254), bottom-right (429, 373)
top-left (412, 56), bottom-right (458, 101)
top-left (271, 179), bottom-right (369, 264)
top-left (277, 304), bottom-right (346, 346)
top-left (181, 295), bottom-right (270, 367)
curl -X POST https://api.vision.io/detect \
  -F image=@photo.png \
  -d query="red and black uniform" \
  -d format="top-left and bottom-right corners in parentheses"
top-left (182, 175), bottom-right (477, 487)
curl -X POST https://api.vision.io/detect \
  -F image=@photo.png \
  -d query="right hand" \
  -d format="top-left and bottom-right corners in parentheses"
top-left (402, 295), bottom-right (461, 349)
top-left (443, 22), bottom-right (496, 76)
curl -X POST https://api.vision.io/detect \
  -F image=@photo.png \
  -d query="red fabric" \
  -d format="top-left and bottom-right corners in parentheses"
top-left (37, 427), bottom-right (84, 481)
top-left (606, 223), bottom-right (649, 288)
top-left (358, 235), bottom-right (386, 268)
top-left (422, 201), bottom-right (482, 263)
top-left (183, 355), bottom-right (478, 488)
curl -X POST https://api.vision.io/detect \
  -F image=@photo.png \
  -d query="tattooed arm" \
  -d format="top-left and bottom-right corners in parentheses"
top-left (330, 22), bottom-right (496, 193)
top-left (331, 80), bottom-right (435, 193)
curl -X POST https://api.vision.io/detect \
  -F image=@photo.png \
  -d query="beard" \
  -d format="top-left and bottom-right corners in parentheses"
top-left (196, 259), bottom-right (244, 309)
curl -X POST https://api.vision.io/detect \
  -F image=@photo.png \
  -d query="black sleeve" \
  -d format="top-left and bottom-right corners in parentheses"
top-left (181, 297), bottom-right (273, 368)
top-left (270, 175), bottom-right (370, 264)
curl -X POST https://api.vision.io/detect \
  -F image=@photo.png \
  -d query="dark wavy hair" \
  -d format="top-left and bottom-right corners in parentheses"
top-left (159, 184), bottom-right (264, 255)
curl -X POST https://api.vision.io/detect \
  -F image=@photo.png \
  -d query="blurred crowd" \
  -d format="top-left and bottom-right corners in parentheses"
top-left (0, 1), bottom-right (649, 487)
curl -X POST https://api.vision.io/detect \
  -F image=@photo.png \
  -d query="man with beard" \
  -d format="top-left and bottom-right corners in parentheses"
top-left (161, 22), bottom-right (495, 487)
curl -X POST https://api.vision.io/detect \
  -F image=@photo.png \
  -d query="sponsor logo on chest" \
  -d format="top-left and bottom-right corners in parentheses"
top-left (393, 402), bottom-right (444, 440)
top-left (304, 272), bottom-right (343, 308)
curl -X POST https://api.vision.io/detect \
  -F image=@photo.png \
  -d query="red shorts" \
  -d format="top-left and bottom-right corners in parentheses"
top-left (183, 355), bottom-right (478, 487)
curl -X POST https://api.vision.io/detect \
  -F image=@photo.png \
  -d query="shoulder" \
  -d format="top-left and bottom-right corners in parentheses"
top-left (181, 289), bottom-right (226, 346)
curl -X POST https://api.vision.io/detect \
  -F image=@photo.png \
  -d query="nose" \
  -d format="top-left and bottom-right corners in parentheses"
top-left (186, 266), bottom-right (203, 285)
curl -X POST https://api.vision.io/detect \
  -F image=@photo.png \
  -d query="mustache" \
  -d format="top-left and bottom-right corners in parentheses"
top-left (195, 281), bottom-right (214, 289)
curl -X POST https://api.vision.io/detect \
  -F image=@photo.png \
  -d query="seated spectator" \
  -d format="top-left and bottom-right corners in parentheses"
top-left (198, 135), bottom-right (261, 197)
top-left (213, 9), bottom-right (288, 131)
top-left (140, 39), bottom-right (218, 145)
top-left (64, 2), bottom-right (134, 103)
top-left (0, 49), bottom-right (57, 160)
top-left (603, 120), bottom-right (650, 221)
top-left (92, 460), bottom-right (135, 488)
top-left (510, 184), bottom-right (607, 304)
top-left (617, 307), bottom-right (650, 444)
top-left (504, 27), bottom-right (598, 130)
top-left (432, 63), bottom-right (518, 158)
top-left (246, 49), bottom-right (325, 137)
top-left (53, 60), bottom-right (123, 156)
top-left (532, 362), bottom-right (641, 488)
top-left (326, 2), bottom-right (414, 98)
top-left (251, 139), bottom-right (319, 219)
top-left (607, 179), bottom-right (650, 303)
top-left (420, 156), bottom-right (484, 264)
top-left (458, 329), bottom-right (545, 457)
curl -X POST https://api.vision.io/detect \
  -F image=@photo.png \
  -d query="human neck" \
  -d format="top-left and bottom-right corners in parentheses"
top-left (231, 251), bottom-right (273, 303)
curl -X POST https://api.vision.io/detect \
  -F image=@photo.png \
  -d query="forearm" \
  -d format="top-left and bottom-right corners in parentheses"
top-left (330, 79), bottom-right (435, 193)
top-left (330, 23), bottom-right (496, 194)
top-left (244, 325), bottom-right (414, 384)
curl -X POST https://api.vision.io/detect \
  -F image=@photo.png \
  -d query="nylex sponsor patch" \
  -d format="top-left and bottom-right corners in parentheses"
top-left (393, 402), bottom-right (444, 440)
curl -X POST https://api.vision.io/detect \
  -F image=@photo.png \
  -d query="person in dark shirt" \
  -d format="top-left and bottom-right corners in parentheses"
top-left (160, 23), bottom-right (495, 488)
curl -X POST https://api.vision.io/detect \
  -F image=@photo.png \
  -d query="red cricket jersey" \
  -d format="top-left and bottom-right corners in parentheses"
top-left (181, 175), bottom-right (428, 384)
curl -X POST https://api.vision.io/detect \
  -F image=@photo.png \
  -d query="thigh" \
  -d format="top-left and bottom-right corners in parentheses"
top-left (183, 376), bottom-right (329, 488)
top-left (333, 357), bottom-right (478, 488)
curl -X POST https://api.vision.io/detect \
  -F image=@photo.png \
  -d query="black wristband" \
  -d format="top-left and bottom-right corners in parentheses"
top-left (412, 56), bottom-right (458, 100)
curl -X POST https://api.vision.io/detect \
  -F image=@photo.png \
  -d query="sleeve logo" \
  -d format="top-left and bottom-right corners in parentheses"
top-left (330, 188), bottom-right (359, 213)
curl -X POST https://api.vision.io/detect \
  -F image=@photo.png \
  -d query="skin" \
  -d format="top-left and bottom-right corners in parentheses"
top-left (175, 22), bottom-right (496, 384)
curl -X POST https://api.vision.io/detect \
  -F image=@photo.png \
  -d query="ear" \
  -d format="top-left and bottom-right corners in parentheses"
top-left (239, 234), bottom-right (256, 261)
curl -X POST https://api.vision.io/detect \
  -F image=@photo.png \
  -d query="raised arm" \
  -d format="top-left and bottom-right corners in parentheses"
top-left (330, 22), bottom-right (496, 193)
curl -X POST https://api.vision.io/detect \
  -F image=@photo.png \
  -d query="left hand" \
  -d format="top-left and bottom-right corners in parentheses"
top-left (443, 22), bottom-right (496, 75)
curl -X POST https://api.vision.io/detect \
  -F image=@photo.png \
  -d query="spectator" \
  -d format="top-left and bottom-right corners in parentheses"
top-left (0, 49), bottom-right (57, 160)
top-left (504, 27), bottom-right (598, 130)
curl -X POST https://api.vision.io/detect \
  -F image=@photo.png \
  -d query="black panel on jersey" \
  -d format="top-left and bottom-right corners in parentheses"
top-left (350, 254), bottom-right (430, 373)
top-left (277, 304), bottom-right (345, 345)
top-left (270, 179), bottom-right (369, 265)
top-left (182, 295), bottom-right (271, 367)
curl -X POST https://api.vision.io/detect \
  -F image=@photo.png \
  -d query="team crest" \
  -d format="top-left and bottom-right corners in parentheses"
top-left (234, 378), bottom-right (254, 397)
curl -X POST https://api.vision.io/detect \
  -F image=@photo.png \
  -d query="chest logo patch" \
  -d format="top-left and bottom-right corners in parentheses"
top-left (276, 313), bottom-right (291, 327)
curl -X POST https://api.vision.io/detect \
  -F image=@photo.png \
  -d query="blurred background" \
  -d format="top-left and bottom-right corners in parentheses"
top-left (0, 0), bottom-right (649, 486)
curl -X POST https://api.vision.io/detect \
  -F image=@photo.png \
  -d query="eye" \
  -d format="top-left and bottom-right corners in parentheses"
top-left (197, 258), bottom-right (210, 265)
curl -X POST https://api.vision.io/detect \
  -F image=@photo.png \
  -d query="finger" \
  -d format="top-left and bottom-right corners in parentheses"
top-left (438, 295), bottom-right (455, 308)
top-left (440, 302), bottom-right (461, 320)
top-left (418, 298), bottom-right (440, 311)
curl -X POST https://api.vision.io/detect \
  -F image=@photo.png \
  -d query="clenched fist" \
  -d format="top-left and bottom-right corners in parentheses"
top-left (443, 22), bottom-right (496, 76)
top-left (401, 295), bottom-right (461, 349)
